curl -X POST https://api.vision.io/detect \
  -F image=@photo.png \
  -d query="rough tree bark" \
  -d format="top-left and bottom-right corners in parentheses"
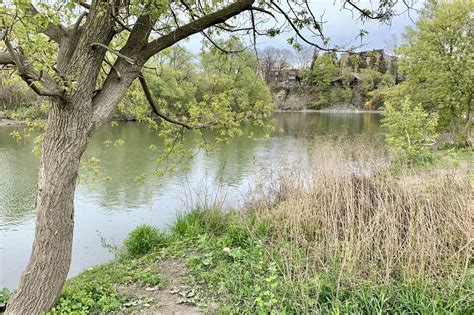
top-left (5, 100), bottom-right (92, 314)
top-left (2, 1), bottom-right (255, 313)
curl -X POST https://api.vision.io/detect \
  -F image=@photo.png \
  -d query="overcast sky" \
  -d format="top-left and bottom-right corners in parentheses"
top-left (262, 0), bottom-right (420, 51)
top-left (184, 0), bottom-right (422, 55)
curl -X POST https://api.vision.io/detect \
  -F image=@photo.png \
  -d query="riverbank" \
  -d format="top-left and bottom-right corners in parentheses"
top-left (8, 141), bottom-right (469, 314)
top-left (275, 108), bottom-right (383, 114)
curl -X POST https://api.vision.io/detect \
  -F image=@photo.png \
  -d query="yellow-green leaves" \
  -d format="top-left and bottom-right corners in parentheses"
top-left (393, 0), bottom-right (473, 146)
top-left (118, 41), bottom-right (274, 179)
top-left (382, 97), bottom-right (438, 166)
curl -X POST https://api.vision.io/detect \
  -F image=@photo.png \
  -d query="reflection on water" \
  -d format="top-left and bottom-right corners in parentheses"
top-left (0, 112), bottom-right (382, 289)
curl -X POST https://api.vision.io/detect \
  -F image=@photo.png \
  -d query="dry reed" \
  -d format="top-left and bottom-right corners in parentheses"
top-left (247, 137), bottom-right (473, 293)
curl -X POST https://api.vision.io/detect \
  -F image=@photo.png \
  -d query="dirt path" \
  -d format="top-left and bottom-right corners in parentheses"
top-left (114, 259), bottom-right (216, 314)
top-left (0, 119), bottom-right (24, 126)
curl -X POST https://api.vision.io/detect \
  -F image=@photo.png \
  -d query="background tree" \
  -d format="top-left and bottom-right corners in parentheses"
top-left (0, 0), bottom-right (401, 313)
top-left (346, 55), bottom-right (354, 70)
top-left (377, 54), bottom-right (387, 74)
top-left (258, 46), bottom-right (293, 84)
top-left (368, 52), bottom-right (378, 69)
top-left (394, 0), bottom-right (473, 146)
top-left (388, 59), bottom-right (398, 80)
top-left (311, 52), bottom-right (336, 89)
top-left (293, 45), bottom-right (313, 69)
top-left (200, 39), bottom-right (272, 110)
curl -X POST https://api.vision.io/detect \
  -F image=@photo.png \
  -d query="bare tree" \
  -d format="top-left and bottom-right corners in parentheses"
top-left (294, 45), bottom-right (314, 69)
top-left (258, 46), bottom-right (293, 83)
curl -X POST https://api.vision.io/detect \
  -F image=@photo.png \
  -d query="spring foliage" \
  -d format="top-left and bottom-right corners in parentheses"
top-left (382, 98), bottom-right (438, 165)
top-left (393, 0), bottom-right (473, 146)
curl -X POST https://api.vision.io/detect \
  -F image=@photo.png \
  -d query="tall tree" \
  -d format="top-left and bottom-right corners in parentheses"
top-left (395, 0), bottom-right (473, 146)
top-left (311, 52), bottom-right (336, 89)
top-left (294, 45), bottom-right (314, 69)
top-left (0, 0), bottom-right (399, 313)
top-left (377, 54), bottom-right (387, 73)
top-left (368, 52), bottom-right (378, 69)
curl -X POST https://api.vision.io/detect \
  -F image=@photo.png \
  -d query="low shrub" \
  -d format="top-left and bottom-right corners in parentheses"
top-left (124, 224), bottom-right (165, 257)
top-left (382, 97), bottom-right (438, 166)
top-left (0, 287), bottom-right (10, 311)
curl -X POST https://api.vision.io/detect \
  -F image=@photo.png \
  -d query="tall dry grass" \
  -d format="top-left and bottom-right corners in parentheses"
top-left (247, 137), bottom-right (473, 292)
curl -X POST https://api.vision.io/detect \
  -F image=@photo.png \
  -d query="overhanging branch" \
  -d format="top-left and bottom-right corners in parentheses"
top-left (141, 0), bottom-right (255, 59)
top-left (269, 0), bottom-right (332, 52)
top-left (138, 72), bottom-right (217, 130)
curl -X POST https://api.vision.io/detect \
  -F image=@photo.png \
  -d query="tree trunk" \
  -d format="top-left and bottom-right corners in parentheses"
top-left (6, 99), bottom-right (92, 314)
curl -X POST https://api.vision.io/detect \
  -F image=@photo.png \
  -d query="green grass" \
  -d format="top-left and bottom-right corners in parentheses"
top-left (46, 209), bottom-right (474, 314)
top-left (169, 210), bottom-right (473, 314)
top-left (388, 146), bottom-right (473, 175)
top-left (47, 254), bottom-right (164, 314)
top-left (3, 208), bottom-right (470, 314)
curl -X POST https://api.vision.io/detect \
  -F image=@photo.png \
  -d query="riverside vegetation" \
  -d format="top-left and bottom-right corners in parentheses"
top-left (2, 138), bottom-right (468, 314)
top-left (0, 0), bottom-right (472, 313)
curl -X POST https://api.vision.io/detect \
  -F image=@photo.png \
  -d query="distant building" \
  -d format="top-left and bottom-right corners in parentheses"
top-left (267, 68), bottom-right (301, 85)
top-left (331, 72), bottom-right (362, 88)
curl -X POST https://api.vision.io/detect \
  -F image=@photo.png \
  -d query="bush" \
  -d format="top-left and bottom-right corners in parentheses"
top-left (382, 97), bottom-right (438, 166)
top-left (364, 89), bottom-right (386, 109)
top-left (0, 287), bottom-right (10, 310)
top-left (124, 225), bottom-right (165, 257)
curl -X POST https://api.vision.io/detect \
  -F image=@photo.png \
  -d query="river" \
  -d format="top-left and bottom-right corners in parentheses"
top-left (0, 112), bottom-right (382, 289)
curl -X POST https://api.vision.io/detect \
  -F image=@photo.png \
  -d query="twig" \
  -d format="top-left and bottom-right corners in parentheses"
top-left (91, 42), bottom-right (136, 64)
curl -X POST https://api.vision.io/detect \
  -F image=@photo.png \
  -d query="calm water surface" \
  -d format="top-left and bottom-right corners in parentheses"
top-left (0, 112), bottom-right (382, 289)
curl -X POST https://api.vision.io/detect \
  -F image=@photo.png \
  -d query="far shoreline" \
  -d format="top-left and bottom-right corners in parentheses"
top-left (0, 110), bottom-right (383, 128)
top-left (274, 109), bottom-right (383, 114)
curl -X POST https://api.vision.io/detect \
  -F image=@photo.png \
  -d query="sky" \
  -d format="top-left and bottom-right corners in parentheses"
top-left (184, 0), bottom-right (423, 55)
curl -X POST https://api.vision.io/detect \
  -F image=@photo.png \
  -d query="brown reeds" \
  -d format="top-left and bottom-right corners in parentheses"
top-left (247, 137), bottom-right (473, 291)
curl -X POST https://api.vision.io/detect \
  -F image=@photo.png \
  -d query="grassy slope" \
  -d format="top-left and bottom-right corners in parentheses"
top-left (46, 207), bottom-right (472, 314)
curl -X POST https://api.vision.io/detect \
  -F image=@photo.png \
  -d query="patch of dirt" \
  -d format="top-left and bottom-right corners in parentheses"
top-left (0, 119), bottom-right (24, 126)
top-left (114, 259), bottom-right (216, 314)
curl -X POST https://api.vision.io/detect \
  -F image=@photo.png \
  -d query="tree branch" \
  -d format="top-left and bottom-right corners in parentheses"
top-left (78, 1), bottom-right (91, 10)
top-left (344, 0), bottom-right (394, 21)
top-left (269, 0), bottom-right (332, 52)
top-left (141, 0), bottom-right (255, 59)
top-left (91, 42), bottom-right (136, 64)
top-left (250, 6), bottom-right (276, 19)
top-left (1, 32), bottom-right (62, 97)
top-left (27, 4), bottom-right (66, 42)
top-left (74, 11), bottom-right (88, 30)
top-left (103, 57), bottom-right (122, 79)
top-left (138, 72), bottom-right (217, 130)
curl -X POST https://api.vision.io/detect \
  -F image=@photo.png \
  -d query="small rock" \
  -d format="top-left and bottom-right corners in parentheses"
top-left (208, 302), bottom-right (219, 311)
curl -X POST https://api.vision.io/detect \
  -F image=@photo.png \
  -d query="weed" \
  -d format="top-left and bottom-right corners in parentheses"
top-left (124, 224), bottom-right (166, 257)
top-left (0, 288), bottom-right (10, 311)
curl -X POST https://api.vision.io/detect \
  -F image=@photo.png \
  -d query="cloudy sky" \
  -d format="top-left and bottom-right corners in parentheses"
top-left (184, 0), bottom-right (422, 55)
top-left (263, 0), bottom-right (420, 50)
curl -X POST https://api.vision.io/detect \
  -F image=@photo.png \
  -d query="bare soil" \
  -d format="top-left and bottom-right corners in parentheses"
top-left (0, 119), bottom-right (24, 126)
top-left (114, 259), bottom-right (217, 314)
